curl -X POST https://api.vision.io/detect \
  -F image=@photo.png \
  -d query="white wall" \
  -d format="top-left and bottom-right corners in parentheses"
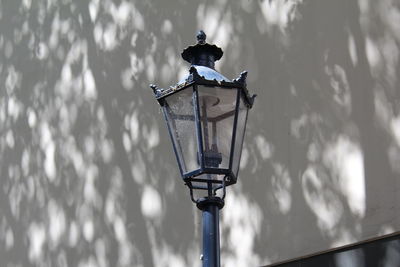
top-left (0, 0), bottom-right (399, 266)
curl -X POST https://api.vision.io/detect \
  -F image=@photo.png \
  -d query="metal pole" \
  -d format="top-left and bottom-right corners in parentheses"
top-left (197, 197), bottom-right (224, 267)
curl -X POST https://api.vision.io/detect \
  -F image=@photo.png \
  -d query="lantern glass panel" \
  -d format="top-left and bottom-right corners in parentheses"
top-left (163, 88), bottom-right (199, 174)
top-left (231, 93), bottom-right (249, 178)
top-left (197, 85), bottom-right (238, 170)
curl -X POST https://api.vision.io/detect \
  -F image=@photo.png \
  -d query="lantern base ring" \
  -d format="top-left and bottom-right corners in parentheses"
top-left (196, 196), bottom-right (225, 210)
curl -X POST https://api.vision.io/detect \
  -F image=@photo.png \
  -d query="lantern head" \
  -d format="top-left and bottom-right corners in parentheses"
top-left (151, 31), bottom-right (255, 200)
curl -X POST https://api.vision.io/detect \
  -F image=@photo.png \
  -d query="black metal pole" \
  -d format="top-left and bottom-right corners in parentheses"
top-left (197, 197), bottom-right (224, 267)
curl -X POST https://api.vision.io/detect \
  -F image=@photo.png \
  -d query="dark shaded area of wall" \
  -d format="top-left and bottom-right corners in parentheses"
top-left (265, 233), bottom-right (400, 267)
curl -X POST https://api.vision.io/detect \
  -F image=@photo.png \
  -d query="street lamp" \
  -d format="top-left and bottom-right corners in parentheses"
top-left (150, 30), bottom-right (255, 267)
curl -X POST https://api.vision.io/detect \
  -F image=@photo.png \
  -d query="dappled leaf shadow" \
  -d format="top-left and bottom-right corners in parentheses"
top-left (0, 0), bottom-right (399, 266)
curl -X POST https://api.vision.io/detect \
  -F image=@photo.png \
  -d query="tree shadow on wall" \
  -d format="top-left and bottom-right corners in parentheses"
top-left (0, 0), bottom-right (399, 267)
top-left (237, 0), bottom-right (400, 265)
top-left (0, 1), bottom-right (203, 266)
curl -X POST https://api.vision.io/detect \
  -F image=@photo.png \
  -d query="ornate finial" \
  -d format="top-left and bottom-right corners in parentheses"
top-left (187, 66), bottom-right (201, 82)
top-left (149, 84), bottom-right (158, 92)
top-left (233, 71), bottom-right (248, 85)
top-left (150, 84), bottom-right (162, 96)
top-left (197, 30), bottom-right (206, 44)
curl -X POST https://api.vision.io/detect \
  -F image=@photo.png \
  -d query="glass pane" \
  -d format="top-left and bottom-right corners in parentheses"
top-left (231, 93), bottom-right (249, 178)
top-left (162, 88), bottom-right (200, 174)
top-left (197, 85), bottom-right (238, 169)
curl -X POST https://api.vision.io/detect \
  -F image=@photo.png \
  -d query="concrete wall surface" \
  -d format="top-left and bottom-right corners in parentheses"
top-left (0, 0), bottom-right (399, 266)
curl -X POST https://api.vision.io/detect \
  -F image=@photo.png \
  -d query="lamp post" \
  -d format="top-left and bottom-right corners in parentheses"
top-left (150, 31), bottom-right (255, 267)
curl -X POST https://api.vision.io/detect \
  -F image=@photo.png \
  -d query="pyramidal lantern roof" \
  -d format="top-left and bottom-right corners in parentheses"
top-left (151, 30), bottom-right (255, 108)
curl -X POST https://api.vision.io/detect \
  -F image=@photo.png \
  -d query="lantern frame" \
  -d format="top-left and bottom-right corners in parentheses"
top-left (150, 31), bottom-right (255, 201)
top-left (151, 66), bottom-right (255, 198)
